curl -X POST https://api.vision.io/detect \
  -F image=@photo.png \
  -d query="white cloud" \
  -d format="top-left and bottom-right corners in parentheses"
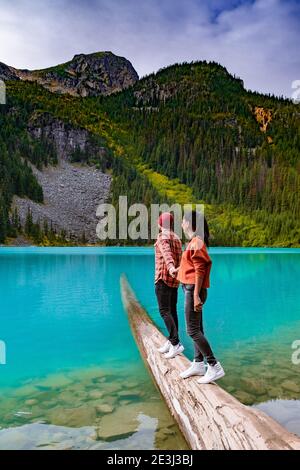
top-left (0, 0), bottom-right (299, 98)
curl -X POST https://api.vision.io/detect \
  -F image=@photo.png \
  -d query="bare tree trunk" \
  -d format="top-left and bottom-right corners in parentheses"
top-left (121, 275), bottom-right (300, 450)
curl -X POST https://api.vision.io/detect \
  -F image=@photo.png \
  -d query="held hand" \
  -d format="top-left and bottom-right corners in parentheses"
top-left (194, 294), bottom-right (203, 312)
top-left (169, 266), bottom-right (180, 278)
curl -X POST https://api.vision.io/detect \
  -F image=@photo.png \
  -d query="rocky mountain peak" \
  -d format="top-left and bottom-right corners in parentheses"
top-left (0, 62), bottom-right (19, 81)
top-left (0, 51), bottom-right (139, 97)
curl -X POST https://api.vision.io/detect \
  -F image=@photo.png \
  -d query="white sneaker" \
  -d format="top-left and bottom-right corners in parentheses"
top-left (164, 343), bottom-right (184, 359)
top-left (180, 361), bottom-right (206, 379)
top-left (197, 362), bottom-right (225, 384)
top-left (157, 340), bottom-right (171, 354)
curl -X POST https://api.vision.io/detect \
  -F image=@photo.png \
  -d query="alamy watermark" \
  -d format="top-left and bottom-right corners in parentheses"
top-left (0, 340), bottom-right (6, 365)
top-left (96, 196), bottom-right (205, 242)
top-left (0, 79), bottom-right (6, 104)
top-left (291, 340), bottom-right (300, 365)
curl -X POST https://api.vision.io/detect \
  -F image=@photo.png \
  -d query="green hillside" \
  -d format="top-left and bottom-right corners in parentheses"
top-left (1, 59), bottom-right (300, 246)
top-left (0, 98), bottom-right (57, 241)
top-left (97, 61), bottom-right (300, 246)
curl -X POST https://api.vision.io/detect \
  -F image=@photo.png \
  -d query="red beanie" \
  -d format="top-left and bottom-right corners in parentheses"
top-left (158, 212), bottom-right (174, 229)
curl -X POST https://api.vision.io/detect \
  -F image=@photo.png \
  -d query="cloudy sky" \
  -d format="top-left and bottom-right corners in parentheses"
top-left (0, 0), bottom-right (299, 98)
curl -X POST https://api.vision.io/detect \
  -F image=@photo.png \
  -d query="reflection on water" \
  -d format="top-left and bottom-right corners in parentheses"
top-left (0, 415), bottom-right (159, 450)
top-left (1, 248), bottom-right (300, 449)
top-left (0, 366), bottom-right (188, 450)
top-left (255, 400), bottom-right (300, 437)
top-left (219, 321), bottom-right (300, 408)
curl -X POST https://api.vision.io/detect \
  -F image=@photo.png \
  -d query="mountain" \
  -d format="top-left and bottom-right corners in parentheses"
top-left (0, 51), bottom-right (139, 97)
top-left (0, 53), bottom-right (299, 246)
top-left (99, 62), bottom-right (300, 246)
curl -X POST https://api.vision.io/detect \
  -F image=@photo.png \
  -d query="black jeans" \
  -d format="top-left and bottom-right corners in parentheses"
top-left (155, 280), bottom-right (179, 346)
top-left (183, 284), bottom-right (217, 366)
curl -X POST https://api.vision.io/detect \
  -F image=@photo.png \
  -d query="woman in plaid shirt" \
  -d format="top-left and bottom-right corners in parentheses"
top-left (154, 212), bottom-right (184, 359)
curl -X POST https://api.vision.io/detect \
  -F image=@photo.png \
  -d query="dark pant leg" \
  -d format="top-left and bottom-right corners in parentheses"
top-left (184, 287), bottom-right (204, 362)
top-left (155, 280), bottom-right (179, 346)
top-left (183, 284), bottom-right (217, 365)
top-left (170, 287), bottom-right (179, 333)
top-left (192, 288), bottom-right (208, 361)
top-left (192, 311), bottom-right (204, 363)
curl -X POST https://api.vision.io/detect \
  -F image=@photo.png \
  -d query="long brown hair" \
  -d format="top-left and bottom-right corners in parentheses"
top-left (184, 210), bottom-right (210, 247)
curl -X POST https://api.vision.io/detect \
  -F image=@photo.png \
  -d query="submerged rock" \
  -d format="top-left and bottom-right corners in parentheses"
top-left (281, 380), bottom-right (300, 393)
top-left (96, 405), bottom-right (141, 441)
top-left (25, 399), bottom-right (38, 406)
top-left (35, 374), bottom-right (73, 389)
top-left (117, 390), bottom-right (143, 399)
top-left (95, 404), bottom-right (114, 414)
top-left (240, 378), bottom-right (268, 396)
top-left (48, 406), bottom-right (96, 427)
top-left (234, 391), bottom-right (255, 405)
top-left (88, 390), bottom-right (104, 400)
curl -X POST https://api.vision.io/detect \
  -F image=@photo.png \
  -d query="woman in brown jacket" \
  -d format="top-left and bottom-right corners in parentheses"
top-left (177, 210), bottom-right (225, 384)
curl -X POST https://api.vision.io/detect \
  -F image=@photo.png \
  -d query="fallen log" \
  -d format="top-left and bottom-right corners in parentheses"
top-left (121, 275), bottom-right (300, 450)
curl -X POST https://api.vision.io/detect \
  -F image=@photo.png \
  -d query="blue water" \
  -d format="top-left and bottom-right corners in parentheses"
top-left (0, 247), bottom-right (300, 447)
top-left (0, 247), bottom-right (300, 387)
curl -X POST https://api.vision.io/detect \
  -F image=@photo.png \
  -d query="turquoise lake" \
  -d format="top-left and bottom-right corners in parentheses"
top-left (0, 247), bottom-right (300, 449)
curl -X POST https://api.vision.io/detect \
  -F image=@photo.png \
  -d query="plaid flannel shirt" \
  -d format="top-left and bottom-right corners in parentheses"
top-left (154, 229), bottom-right (182, 288)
